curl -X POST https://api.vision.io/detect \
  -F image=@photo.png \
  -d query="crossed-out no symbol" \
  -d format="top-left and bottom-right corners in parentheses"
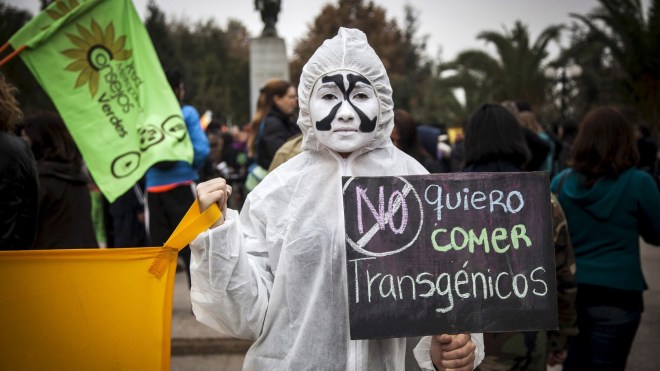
top-left (343, 176), bottom-right (424, 257)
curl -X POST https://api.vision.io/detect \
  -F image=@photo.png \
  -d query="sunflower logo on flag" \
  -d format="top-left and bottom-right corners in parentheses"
top-left (62, 20), bottom-right (132, 97)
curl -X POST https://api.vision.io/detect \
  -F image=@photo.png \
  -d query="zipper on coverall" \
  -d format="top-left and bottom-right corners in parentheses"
top-left (341, 156), bottom-right (364, 370)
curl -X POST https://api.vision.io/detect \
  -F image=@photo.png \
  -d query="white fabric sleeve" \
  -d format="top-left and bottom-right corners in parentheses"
top-left (189, 208), bottom-right (272, 340)
top-left (413, 333), bottom-right (485, 370)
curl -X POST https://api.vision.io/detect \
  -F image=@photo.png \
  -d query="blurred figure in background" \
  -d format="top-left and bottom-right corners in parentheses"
top-left (22, 111), bottom-right (97, 249)
top-left (417, 122), bottom-right (452, 172)
top-left (268, 132), bottom-right (302, 172)
top-left (0, 74), bottom-right (38, 250)
top-left (619, 106), bottom-right (658, 183)
top-left (555, 118), bottom-right (579, 173)
top-left (552, 106), bottom-right (660, 371)
top-left (201, 120), bottom-right (247, 210)
top-left (501, 100), bottom-right (551, 172)
top-left (245, 79), bottom-right (299, 191)
top-left (519, 111), bottom-right (554, 173)
top-left (145, 69), bottom-right (209, 287)
top-left (635, 123), bottom-right (658, 182)
top-left (199, 122), bottom-right (226, 182)
top-left (463, 104), bottom-right (530, 172)
top-left (392, 109), bottom-right (444, 173)
top-left (106, 181), bottom-right (146, 248)
top-left (449, 120), bottom-right (467, 172)
top-left (464, 103), bottom-right (577, 370)
top-left (415, 123), bottom-right (452, 173)
top-left (416, 124), bottom-right (441, 159)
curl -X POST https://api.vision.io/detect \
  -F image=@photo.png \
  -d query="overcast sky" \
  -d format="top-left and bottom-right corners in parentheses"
top-left (8, 0), bottom-right (612, 61)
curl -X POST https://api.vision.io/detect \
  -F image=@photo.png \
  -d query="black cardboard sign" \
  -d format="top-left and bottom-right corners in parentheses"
top-left (342, 172), bottom-right (558, 339)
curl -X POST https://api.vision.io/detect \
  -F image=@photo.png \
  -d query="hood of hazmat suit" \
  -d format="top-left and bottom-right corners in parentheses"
top-left (190, 28), bottom-right (483, 371)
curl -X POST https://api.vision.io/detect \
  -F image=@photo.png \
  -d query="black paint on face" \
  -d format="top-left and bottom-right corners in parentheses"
top-left (315, 73), bottom-right (377, 133)
top-left (347, 74), bottom-right (377, 132)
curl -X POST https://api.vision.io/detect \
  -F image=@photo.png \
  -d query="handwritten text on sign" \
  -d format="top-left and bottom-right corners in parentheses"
top-left (342, 172), bottom-right (557, 339)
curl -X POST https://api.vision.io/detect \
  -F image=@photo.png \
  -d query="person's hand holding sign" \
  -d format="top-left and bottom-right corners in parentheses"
top-left (431, 334), bottom-right (476, 371)
top-left (196, 178), bottom-right (232, 228)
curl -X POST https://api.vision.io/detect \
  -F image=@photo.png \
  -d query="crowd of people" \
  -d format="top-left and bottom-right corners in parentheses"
top-left (1, 26), bottom-right (659, 370)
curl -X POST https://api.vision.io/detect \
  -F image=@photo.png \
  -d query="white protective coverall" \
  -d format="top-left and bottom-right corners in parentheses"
top-left (190, 27), bottom-right (485, 370)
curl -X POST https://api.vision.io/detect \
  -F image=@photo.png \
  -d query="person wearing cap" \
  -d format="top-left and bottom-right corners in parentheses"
top-left (191, 28), bottom-right (484, 370)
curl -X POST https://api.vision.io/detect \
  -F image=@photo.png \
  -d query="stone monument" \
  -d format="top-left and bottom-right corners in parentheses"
top-left (250, 0), bottom-right (289, 117)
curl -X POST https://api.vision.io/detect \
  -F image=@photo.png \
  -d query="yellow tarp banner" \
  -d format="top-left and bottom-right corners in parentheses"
top-left (0, 200), bottom-right (221, 370)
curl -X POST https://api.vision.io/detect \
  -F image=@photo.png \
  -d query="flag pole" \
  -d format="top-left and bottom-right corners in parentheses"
top-left (0, 45), bottom-right (27, 67)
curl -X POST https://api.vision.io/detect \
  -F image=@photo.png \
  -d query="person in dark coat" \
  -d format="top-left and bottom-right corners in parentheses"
top-left (500, 100), bottom-right (551, 172)
top-left (22, 111), bottom-right (97, 249)
top-left (107, 181), bottom-right (147, 248)
top-left (247, 79), bottom-right (299, 171)
top-left (555, 118), bottom-right (579, 172)
top-left (0, 75), bottom-right (39, 250)
top-left (391, 109), bottom-right (445, 173)
top-left (636, 124), bottom-right (658, 178)
top-left (463, 104), bottom-right (531, 172)
top-left (464, 104), bottom-right (578, 370)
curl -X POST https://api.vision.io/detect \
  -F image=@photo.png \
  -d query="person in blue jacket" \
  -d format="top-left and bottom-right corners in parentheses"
top-left (145, 69), bottom-right (210, 287)
top-left (551, 106), bottom-right (660, 371)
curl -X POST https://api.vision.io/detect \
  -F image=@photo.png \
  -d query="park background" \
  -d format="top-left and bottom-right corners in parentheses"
top-left (1, 1), bottom-right (659, 370)
top-left (2, 0), bottom-right (659, 134)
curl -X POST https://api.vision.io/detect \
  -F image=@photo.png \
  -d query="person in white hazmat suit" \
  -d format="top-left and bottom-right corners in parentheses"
top-left (191, 28), bottom-right (485, 370)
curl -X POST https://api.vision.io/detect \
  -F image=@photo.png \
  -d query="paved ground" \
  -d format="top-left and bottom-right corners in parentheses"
top-left (171, 354), bottom-right (245, 371)
top-left (626, 240), bottom-right (660, 370)
top-left (170, 240), bottom-right (660, 370)
top-left (170, 269), bottom-right (248, 371)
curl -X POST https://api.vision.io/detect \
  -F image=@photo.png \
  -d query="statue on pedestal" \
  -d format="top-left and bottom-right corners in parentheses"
top-left (255, 0), bottom-right (281, 37)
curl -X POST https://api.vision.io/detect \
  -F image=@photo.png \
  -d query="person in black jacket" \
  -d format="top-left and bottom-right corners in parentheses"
top-left (22, 111), bottom-right (97, 249)
top-left (0, 75), bottom-right (39, 250)
top-left (391, 109), bottom-right (445, 173)
top-left (247, 79), bottom-right (299, 170)
top-left (464, 103), bottom-right (578, 370)
top-left (463, 103), bottom-right (531, 172)
top-left (500, 100), bottom-right (551, 172)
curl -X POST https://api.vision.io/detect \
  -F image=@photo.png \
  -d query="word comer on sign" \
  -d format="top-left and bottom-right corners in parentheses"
top-left (342, 172), bottom-right (558, 339)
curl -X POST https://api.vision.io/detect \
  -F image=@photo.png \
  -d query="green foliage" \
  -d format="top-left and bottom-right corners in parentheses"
top-left (552, 23), bottom-right (622, 123)
top-left (290, 0), bottom-right (433, 121)
top-left (444, 21), bottom-right (562, 118)
top-left (426, 62), bottom-right (494, 126)
top-left (568, 0), bottom-right (660, 128)
top-left (290, 0), bottom-right (405, 77)
top-left (393, 5), bottom-right (433, 115)
top-left (8, 0), bottom-right (659, 131)
top-left (145, 1), bottom-right (179, 69)
top-left (144, 1), bottom-right (251, 126)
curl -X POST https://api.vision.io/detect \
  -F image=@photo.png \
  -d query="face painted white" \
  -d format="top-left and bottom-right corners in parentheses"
top-left (309, 70), bottom-right (379, 156)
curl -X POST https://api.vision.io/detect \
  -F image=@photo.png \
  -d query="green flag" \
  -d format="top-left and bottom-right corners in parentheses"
top-left (9, 0), bottom-right (193, 202)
